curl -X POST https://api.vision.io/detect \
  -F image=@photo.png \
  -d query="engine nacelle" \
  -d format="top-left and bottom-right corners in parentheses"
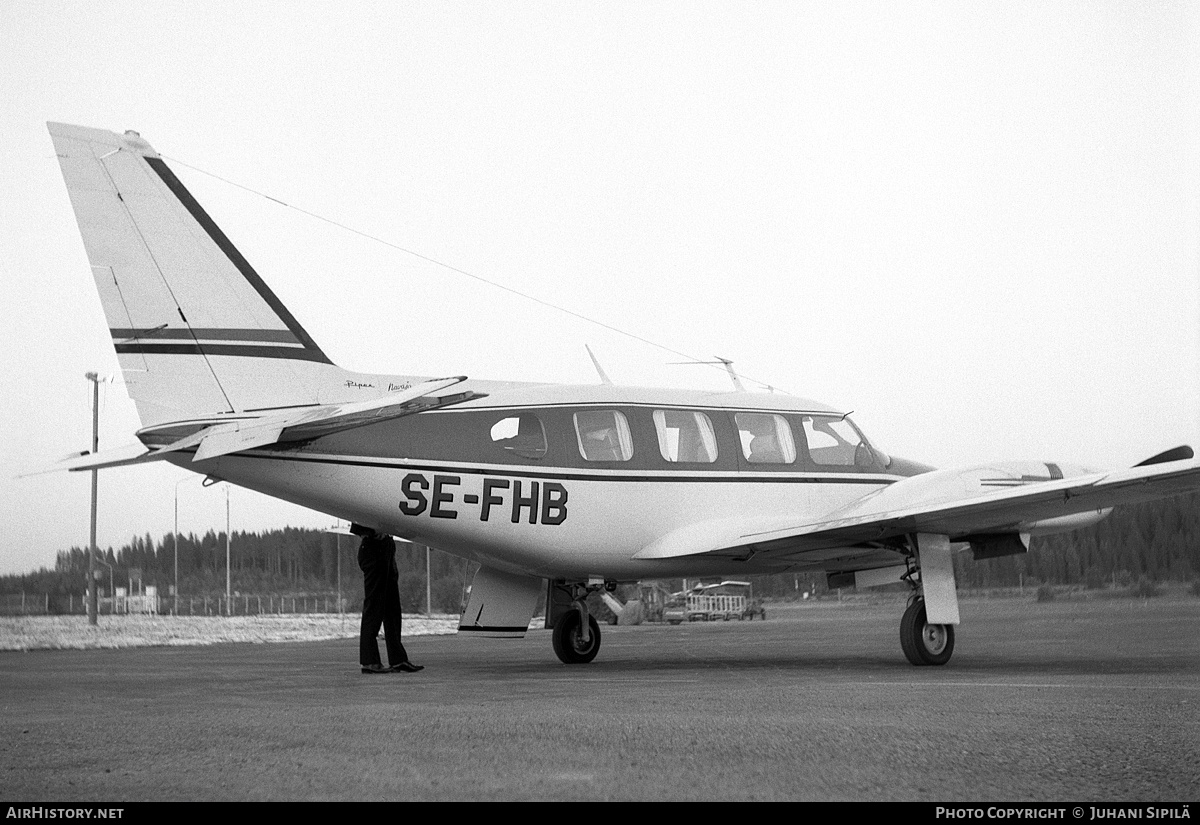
top-left (1021, 508), bottom-right (1113, 536)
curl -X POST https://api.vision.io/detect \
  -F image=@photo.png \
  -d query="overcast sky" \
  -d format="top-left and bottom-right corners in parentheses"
top-left (1, 1), bottom-right (1197, 576)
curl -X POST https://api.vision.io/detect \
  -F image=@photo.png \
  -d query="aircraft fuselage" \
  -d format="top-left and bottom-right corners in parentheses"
top-left (170, 382), bottom-right (919, 581)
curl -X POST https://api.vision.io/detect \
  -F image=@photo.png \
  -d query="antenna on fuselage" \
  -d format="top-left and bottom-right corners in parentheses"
top-left (714, 357), bottom-right (746, 392)
top-left (585, 345), bottom-right (613, 385)
top-left (667, 356), bottom-right (746, 392)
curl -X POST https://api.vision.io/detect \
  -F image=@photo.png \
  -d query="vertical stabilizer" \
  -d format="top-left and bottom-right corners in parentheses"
top-left (48, 123), bottom-right (341, 428)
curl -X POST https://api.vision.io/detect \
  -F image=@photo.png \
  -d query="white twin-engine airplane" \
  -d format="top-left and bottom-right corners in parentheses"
top-left (46, 122), bottom-right (1200, 666)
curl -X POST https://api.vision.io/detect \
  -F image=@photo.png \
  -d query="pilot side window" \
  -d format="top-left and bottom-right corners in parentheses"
top-left (802, 415), bottom-right (875, 469)
top-left (489, 412), bottom-right (547, 460)
top-left (653, 410), bottom-right (717, 463)
top-left (574, 410), bottom-right (633, 462)
top-left (735, 413), bottom-right (796, 464)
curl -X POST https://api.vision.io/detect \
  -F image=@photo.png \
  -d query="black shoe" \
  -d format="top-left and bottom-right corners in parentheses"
top-left (390, 661), bottom-right (424, 673)
top-left (361, 663), bottom-right (389, 674)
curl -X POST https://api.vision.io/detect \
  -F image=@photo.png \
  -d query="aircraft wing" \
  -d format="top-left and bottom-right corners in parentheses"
top-left (36, 376), bottom-right (479, 473)
top-left (633, 454), bottom-right (1200, 562)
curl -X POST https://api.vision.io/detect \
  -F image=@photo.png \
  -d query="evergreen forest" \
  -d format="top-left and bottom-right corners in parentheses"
top-left (3, 491), bottom-right (1198, 614)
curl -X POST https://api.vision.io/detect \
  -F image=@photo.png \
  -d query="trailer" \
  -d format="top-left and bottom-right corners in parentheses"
top-left (664, 581), bottom-right (759, 623)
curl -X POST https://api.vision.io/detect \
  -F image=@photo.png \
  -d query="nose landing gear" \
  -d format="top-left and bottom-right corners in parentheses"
top-left (547, 579), bottom-right (610, 664)
top-left (552, 608), bottom-right (602, 664)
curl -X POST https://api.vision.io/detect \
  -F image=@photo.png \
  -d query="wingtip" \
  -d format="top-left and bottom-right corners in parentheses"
top-left (1135, 445), bottom-right (1195, 467)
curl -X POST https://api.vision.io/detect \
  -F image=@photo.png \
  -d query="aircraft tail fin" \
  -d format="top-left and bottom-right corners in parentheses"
top-left (48, 123), bottom-right (346, 428)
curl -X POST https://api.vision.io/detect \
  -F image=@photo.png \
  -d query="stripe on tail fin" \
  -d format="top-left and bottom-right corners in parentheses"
top-left (49, 123), bottom-right (340, 428)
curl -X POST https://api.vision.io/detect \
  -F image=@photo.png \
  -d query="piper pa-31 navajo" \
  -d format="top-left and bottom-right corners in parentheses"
top-left (45, 122), bottom-right (1200, 666)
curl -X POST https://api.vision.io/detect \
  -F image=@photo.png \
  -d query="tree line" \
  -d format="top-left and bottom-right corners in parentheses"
top-left (3, 492), bottom-right (1198, 613)
top-left (748, 491), bottom-right (1200, 598)
top-left (4, 528), bottom-right (477, 615)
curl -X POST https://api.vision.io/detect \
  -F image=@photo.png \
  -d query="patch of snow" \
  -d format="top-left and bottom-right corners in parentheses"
top-left (0, 613), bottom-right (461, 651)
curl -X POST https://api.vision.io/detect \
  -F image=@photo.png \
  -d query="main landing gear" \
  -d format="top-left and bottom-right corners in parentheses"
top-left (546, 579), bottom-right (611, 664)
top-left (899, 596), bottom-right (954, 666)
top-left (898, 533), bottom-right (959, 666)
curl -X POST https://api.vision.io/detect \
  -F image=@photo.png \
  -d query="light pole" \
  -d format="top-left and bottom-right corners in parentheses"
top-left (173, 477), bottom-right (192, 615)
top-left (85, 372), bottom-right (101, 626)
top-left (323, 523), bottom-right (346, 615)
top-left (225, 483), bottom-right (231, 615)
top-left (94, 556), bottom-right (115, 614)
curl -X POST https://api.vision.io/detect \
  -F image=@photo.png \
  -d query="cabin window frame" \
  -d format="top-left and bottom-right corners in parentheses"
top-left (734, 412), bottom-right (797, 464)
top-left (652, 409), bottom-right (719, 464)
top-left (488, 412), bottom-right (549, 460)
top-left (573, 410), bottom-right (634, 462)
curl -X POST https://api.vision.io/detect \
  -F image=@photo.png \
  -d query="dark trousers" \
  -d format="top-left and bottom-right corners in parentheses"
top-left (358, 536), bottom-right (408, 666)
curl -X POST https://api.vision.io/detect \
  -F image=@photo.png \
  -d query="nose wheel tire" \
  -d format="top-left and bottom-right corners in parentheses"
top-left (552, 610), bottom-right (602, 664)
top-left (900, 598), bottom-right (954, 666)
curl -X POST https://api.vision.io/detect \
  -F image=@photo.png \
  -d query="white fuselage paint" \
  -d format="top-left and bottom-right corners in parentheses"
top-left (157, 382), bottom-right (1111, 584)
top-left (182, 451), bottom-right (906, 581)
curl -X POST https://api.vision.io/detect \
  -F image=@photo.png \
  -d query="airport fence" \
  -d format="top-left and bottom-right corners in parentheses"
top-left (0, 592), bottom-right (356, 617)
top-left (0, 593), bottom-right (51, 615)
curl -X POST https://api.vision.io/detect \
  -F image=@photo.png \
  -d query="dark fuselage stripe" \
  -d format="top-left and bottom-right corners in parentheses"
top-left (116, 343), bottom-right (332, 361)
top-left (111, 327), bottom-right (302, 344)
top-left (211, 449), bottom-right (899, 485)
top-left (143, 156), bottom-right (333, 365)
top-left (436, 401), bottom-right (842, 415)
top-left (457, 626), bottom-right (529, 633)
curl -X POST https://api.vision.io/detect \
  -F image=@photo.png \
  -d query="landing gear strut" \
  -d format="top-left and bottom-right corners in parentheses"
top-left (546, 579), bottom-right (609, 664)
top-left (552, 609), bottom-right (602, 664)
top-left (898, 533), bottom-right (958, 666)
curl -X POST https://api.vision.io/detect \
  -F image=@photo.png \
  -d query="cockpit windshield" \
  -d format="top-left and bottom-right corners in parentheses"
top-left (801, 414), bottom-right (889, 470)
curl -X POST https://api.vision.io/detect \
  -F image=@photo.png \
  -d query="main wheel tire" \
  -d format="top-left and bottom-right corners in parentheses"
top-left (552, 610), bottom-right (601, 664)
top-left (900, 599), bottom-right (954, 666)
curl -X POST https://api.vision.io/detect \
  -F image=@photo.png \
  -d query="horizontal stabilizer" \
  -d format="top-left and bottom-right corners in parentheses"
top-left (276, 377), bottom-right (472, 441)
top-left (193, 422), bottom-right (287, 462)
top-left (33, 377), bottom-right (478, 474)
top-left (161, 376), bottom-right (473, 462)
top-left (24, 443), bottom-right (164, 476)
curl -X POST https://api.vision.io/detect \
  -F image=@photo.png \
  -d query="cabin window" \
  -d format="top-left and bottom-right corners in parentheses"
top-left (735, 413), bottom-right (796, 464)
top-left (802, 415), bottom-right (875, 468)
top-left (489, 412), bottom-right (547, 460)
top-left (653, 410), bottom-right (718, 463)
top-left (574, 410), bottom-right (633, 462)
